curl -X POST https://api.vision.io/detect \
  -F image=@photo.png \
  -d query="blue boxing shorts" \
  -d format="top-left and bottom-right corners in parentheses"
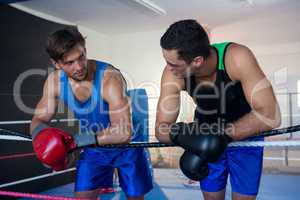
top-left (75, 147), bottom-right (153, 197)
top-left (200, 143), bottom-right (264, 196)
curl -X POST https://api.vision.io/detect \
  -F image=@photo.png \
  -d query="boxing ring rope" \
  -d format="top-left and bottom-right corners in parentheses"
top-left (0, 125), bottom-right (300, 199)
top-left (98, 140), bottom-right (300, 148)
top-left (1, 124), bottom-right (300, 148)
top-left (0, 118), bottom-right (78, 125)
top-left (0, 190), bottom-right (97, 200)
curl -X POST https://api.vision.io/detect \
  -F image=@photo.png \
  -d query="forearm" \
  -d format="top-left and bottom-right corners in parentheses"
top-left (226, 109), bottom-right (281, 140)
top-left (95, 123), bottom-right (132, 145)
top-left (155, 121), bottom-right (172, 143)
top-left (30, 117), bottom-right (51, 135)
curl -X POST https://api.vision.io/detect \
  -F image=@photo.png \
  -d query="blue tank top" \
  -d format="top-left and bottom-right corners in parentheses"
top-left (59, 61), bottom-right (149, 144)
top-left (59, 61), bottom-right (110, 134)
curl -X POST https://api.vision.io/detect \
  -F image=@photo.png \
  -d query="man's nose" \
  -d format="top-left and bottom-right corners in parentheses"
top-left (73, 60), bottom-right (83, 71)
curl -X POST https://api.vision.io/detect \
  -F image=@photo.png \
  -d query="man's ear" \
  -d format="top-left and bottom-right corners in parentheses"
top-left (192, 56), bottom-right (204, 67)
top-left (50, 59), bottom-right (61, 70)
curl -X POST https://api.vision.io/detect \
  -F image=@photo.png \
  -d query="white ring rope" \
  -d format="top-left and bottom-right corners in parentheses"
top-left (229, 140), bottom-right (300, 148)
top-left (0, 168), bottom-right (76, 188)
top-left (2, 134), bottom-right (298, 148)
top-left (0, 119), bottom-right (78, 125)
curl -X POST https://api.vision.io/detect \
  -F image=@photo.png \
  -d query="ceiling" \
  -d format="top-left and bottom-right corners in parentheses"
top-left (11, 0), bottom-right (300, 35)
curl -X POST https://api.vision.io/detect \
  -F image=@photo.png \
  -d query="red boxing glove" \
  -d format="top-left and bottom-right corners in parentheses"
top-left (32, 127), bottom-right (76, 171)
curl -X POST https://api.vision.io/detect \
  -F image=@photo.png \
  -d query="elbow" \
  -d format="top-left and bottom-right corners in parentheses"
top-left (155, 125), bottom-right (163, 142)
top-left (155, 131), bottom-right (164, 142)
top-left (262, 106), bottom-right (281, 129)
top-left (271, 104), bottom-right (282, 129)
top-left (125, 131), bottom-right (132, 143)
top-left (272, 111), bottom-right (281, 129)
top-left (121, 129), bottom-right (132, 144)
top-left (155, 121), bottom-right (173, 143)
top-left (155, 127), bottom-right (169, 143)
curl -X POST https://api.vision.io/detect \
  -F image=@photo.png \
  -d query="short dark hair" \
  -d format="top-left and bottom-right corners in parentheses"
top-left (160, 19), bottom-right (210, 63)
top-left (46, 26), bottom-right (85, 62)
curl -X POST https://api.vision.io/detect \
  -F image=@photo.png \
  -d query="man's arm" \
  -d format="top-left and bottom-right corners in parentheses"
top-left (96, 68), bottom-right (132, 145)
top-left (155, 68), bottom-right (184, 143)
top-left (225, 44), bottom-right (281, 140)
top-left (30, 71), bottom-right (75, 171)
top-left (30, 71), bottom-right (58, 134)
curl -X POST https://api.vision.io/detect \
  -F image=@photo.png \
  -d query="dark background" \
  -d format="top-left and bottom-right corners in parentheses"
top-left (0, 4), bottom-right (67, 129)
top-left (0, 4), bottom-right (76, 197)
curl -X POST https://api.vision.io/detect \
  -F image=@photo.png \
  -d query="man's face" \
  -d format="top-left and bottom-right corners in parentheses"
top-left (162, 49), bottom-right (194, 78)
top-left (55, 44), bottom-right (88, 81)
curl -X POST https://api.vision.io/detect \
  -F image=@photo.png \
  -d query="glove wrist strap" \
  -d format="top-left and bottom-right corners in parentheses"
top-left (31, 123), bottom-right (50, 140)
top-left (73, 132), bottom-right (98, 148)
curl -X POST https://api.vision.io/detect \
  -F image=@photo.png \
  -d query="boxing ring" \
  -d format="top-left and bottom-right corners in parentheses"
top-left (1, 89), bottom-right (300, 200)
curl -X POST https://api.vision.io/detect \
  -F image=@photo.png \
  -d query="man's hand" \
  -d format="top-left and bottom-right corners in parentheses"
top-left (32, 124), bottom-right (98, 171)
top-left (180, 151), bottom-right (209, 181)
top-left (32, 127), bottom-right (77, 171)
top-left (169, 122), bottom-right (232, 163)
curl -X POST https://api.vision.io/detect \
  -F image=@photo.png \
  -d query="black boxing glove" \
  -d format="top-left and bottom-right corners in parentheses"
top-left (170, 122), bottom-right (232, 163)
top-left (179, 151), bottom-right (209, 181)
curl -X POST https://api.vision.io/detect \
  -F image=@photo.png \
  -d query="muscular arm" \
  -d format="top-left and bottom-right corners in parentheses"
top-left (155, 68), bottom-right (184, 143)
top-left (225, 44), bottom-right (281, 140)
top-left (95, 68), bottom-right (132, 145)
top-left (30, 72), bottom-right (59, 134)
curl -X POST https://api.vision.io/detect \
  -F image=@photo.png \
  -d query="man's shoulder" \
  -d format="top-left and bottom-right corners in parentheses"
top-left (89, 60), bottom-right (121, 82)
top-left (47, 70), bottom-right (60, 84)
top-left (101, 64), bottom-right (126, 94)
top-left (44, 70), bottom-right (60, 97)
top-left (92, 59), bottom-right (117, 70)
top-left (225, 43), bottom-right (258, 81)
top-left (102, 65), bottom-right (122, 80)
top-left (226, 43), bottom-right (251, 57)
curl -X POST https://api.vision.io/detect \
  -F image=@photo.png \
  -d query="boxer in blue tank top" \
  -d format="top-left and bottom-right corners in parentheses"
top-left (60, 61), bottom-right (153, 198)
top-left (30, 27), bottom-right (152, 200)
